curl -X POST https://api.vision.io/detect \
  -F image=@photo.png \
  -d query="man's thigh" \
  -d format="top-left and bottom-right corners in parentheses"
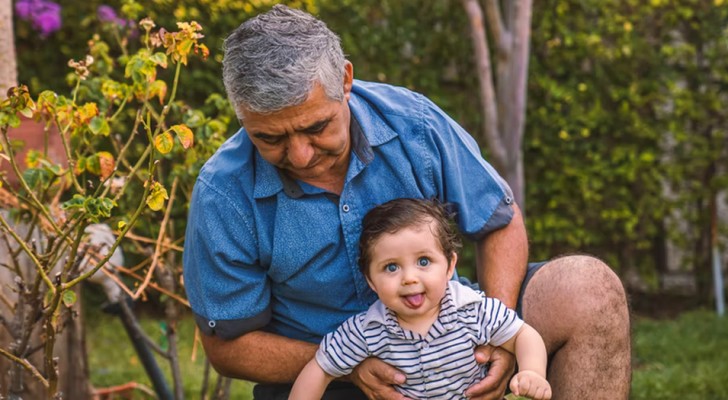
top-left (516, 261), bottom-right (548, 316)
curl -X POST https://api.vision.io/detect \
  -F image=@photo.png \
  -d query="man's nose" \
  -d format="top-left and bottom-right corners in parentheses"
top-left (287, 135), bottom-right (314, 168)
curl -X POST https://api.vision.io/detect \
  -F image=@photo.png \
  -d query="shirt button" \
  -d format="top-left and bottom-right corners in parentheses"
top-left (208, 320), bottom-right (216, 328)
top-left (342, 204), bottom-right (350, 212)
top-left (423, 342), bottom-right (429, 349)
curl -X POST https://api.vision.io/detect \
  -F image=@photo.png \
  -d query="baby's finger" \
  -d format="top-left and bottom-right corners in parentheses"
top-left (509, 376), bottom-right (520, 396)
top-left (517, 378), bottom-right (532, 398)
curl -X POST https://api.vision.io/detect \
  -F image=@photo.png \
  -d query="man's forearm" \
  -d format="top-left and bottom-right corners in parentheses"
top-left (202, 329), bottom-right (318, 383)
top-left (476, 203), bottom-right (528, 309)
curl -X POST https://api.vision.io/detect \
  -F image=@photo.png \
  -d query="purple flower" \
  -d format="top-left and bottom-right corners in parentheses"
top-left (14, 0), bottom-right (33, 19)
top-left (33, 8), bottom-right (61, 37)
top-left (97, 5), bottom-right (130, 28)
top-left (15, 0), bottom-right (62, 37)
top-left (97, 5), bottom-right (118, 23)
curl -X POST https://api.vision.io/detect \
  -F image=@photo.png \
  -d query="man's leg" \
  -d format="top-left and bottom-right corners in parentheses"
top-left (522, 255), bottom-right (631, 399)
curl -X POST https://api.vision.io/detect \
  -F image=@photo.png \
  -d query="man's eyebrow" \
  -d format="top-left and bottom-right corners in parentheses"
top-left (297, 117), bottom-right (332, 133)
top-left (251, 131), bottom-right (283, 140)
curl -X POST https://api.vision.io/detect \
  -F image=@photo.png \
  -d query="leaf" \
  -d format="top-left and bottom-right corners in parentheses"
top-left (44, 289), bottom-right (54, 308)
top-left (83, 197), bottom-right (115, 222)
top-left (150, 52), bottom-right (168, 68)
top-left (89, 116), bottom-right (111, 136)
top-left (86, 154), bottom-right (100, 175)
top-left (62, 194), bottom-right (86, 210)
top-left (76, 103), bottom-right (99, 124)
top-left (62, 290), bottom-right (77, 308)
top-left (19, 106), bottom-right (34, 119)
top-left (146, 182), bottom-right (168, 211)
top-left (22, 168), bottom-right (51, 190)
top-left (97, 151), bottom-right (115, 180)
top-left (74, 157), bottom-right (87, 176)
top-left (148, 80), bottom-right (167, 104)
top-left (118, 220), bottom-right (127, 230)
top-left (25, 150), bottom-right (41, 168)
top-left (184, 109), bottom-right (206, 128)
top-left (172, 124), bottom-right (194, 149)
top-left (154, 132), bottom-right (174, 154)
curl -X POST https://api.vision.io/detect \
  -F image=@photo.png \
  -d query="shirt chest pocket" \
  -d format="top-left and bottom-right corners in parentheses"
top-left (267, 196), bottom-right (345, 284)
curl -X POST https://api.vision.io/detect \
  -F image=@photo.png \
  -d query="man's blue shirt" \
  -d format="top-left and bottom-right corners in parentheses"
top-left (183, 80), bottom-right (514, 343)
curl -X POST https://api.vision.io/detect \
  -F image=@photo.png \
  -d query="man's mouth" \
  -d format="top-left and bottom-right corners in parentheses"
top-left (402, 293), bottom-right (425, 309)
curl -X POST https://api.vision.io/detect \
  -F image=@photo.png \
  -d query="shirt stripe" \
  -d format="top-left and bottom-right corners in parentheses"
top-left (315, 281), bottom-right (524, 399)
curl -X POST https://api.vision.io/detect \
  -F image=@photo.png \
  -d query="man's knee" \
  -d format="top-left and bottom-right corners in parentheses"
top-left (523, 255), bottom-right (629, 337)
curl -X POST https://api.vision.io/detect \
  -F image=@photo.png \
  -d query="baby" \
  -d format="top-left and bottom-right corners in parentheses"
top-left (290, 198), bottom-right (551, 399)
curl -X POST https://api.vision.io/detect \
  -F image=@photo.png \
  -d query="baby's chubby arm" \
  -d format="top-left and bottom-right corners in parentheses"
top-left (499, 323), bottom-right (552, 400)
top-left (289, 358), bottom-right (335, 400)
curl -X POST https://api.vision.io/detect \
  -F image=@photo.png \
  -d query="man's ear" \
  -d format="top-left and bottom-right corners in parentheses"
top-left (446, 252), bottom-right (458, 280)
top-left (343, 61), bottom-right (354, 100)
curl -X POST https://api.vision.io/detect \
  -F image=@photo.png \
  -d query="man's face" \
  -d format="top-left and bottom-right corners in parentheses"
top-left (239, 78), bottom-right (353, 188)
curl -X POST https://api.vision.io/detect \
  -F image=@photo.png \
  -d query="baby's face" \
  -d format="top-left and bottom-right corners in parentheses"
top-left (365, 221), bottom-right (456, 328)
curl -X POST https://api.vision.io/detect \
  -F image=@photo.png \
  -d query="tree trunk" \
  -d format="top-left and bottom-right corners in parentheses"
top-left (0, 213), bottom-right (94, 399)
top-left (0, 0), bottom-right (18, 95)
top-left (461, 0), bottom-right (532, 210)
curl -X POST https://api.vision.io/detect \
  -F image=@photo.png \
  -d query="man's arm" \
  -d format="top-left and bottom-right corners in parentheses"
top-left (203, 327), bottom-right (410, 399)
top-left (202, 330), bottom-right (317, 383)
top-left (476, 202), bottom-right (528, 309)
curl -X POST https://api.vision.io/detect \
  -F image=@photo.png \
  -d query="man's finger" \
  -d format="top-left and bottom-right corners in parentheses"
top-left (473, 344), bottom-right (496, 364)
top-left (351, 358), bottom-right (408, 400)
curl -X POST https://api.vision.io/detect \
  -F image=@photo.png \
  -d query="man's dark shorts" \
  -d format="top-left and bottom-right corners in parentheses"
top-left (252, 261), bottom-right (548, 400)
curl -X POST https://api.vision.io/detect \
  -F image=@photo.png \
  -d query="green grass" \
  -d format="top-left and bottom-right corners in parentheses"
top-left (86, 304), bottom-right (254, 399)
top-left (631, 310), bottom-right (728, 400)
top-left (87, 304), bottom-right (728, 400)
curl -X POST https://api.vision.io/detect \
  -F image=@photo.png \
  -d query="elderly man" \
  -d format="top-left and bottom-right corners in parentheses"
top-left (183, 5), bottom-right (630, 400)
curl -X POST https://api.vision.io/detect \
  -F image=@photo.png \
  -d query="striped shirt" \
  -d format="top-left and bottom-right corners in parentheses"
top-left (315, 281), bottom-right (524, 399)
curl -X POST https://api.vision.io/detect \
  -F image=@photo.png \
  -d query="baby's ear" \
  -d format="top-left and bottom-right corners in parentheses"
top-left (365, 274), bottom-right (377, 293)
top-left (447, 252), bottom-right (458, 279)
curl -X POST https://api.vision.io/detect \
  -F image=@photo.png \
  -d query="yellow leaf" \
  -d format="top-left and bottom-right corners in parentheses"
top-left (146, 182), bottom-right (169, 211)
top-left (172, 124), bottom-right (194, 149)
top-left (154, 132), bottom-right (174, 154)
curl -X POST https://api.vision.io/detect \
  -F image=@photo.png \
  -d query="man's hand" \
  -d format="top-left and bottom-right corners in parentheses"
top-left (464, 345), bottom-right (516, 400)
top-left (349, 357), bottom-right (410, 400)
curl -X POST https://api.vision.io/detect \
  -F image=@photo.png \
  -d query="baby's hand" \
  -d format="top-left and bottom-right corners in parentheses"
top-left (509, 370), bottom-right (552, 400)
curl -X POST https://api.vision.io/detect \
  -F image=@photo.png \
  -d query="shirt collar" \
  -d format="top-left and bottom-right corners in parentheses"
top-left (349, 81), bottom-right (399, 147)
top-left (362, 281), bottom-right (484, 335)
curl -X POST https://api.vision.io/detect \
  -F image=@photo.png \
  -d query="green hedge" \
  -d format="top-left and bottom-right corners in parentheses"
top-left (15, 0), bottom-right (728, 294)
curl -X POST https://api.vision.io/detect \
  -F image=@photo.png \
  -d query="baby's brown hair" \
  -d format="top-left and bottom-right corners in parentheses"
top-left (358, 198), bottom-right (462, 276)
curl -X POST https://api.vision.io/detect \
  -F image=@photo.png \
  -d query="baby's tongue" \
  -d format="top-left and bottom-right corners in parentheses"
top-left (404, 293), bottom-right (424, 308)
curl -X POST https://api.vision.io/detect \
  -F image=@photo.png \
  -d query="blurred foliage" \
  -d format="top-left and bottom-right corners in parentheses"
top-left (13, 0), bottom-right (728, 296)
top-left (2, 12), bottom-right (227, 394)
top-left (527, 0), bottom-right (728, 296)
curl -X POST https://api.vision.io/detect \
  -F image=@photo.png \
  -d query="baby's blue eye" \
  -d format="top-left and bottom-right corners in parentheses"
top-left (417, 257), bottom-right (430, 267)
top-left (385, 263), bottom-right (398, 272)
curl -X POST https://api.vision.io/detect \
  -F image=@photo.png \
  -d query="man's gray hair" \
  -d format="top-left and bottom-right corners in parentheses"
top-left (222, 5), bottom-right (347, 117)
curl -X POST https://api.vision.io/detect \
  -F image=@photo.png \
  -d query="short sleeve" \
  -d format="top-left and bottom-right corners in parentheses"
top-left (418, 94), bottom-right (515, 239)
top-left (183, 178), bottom-right (270, 340)
top-left (477, 297), bottom-right (524, 347)
top-left (315, 315), bottom-right (370, 377)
